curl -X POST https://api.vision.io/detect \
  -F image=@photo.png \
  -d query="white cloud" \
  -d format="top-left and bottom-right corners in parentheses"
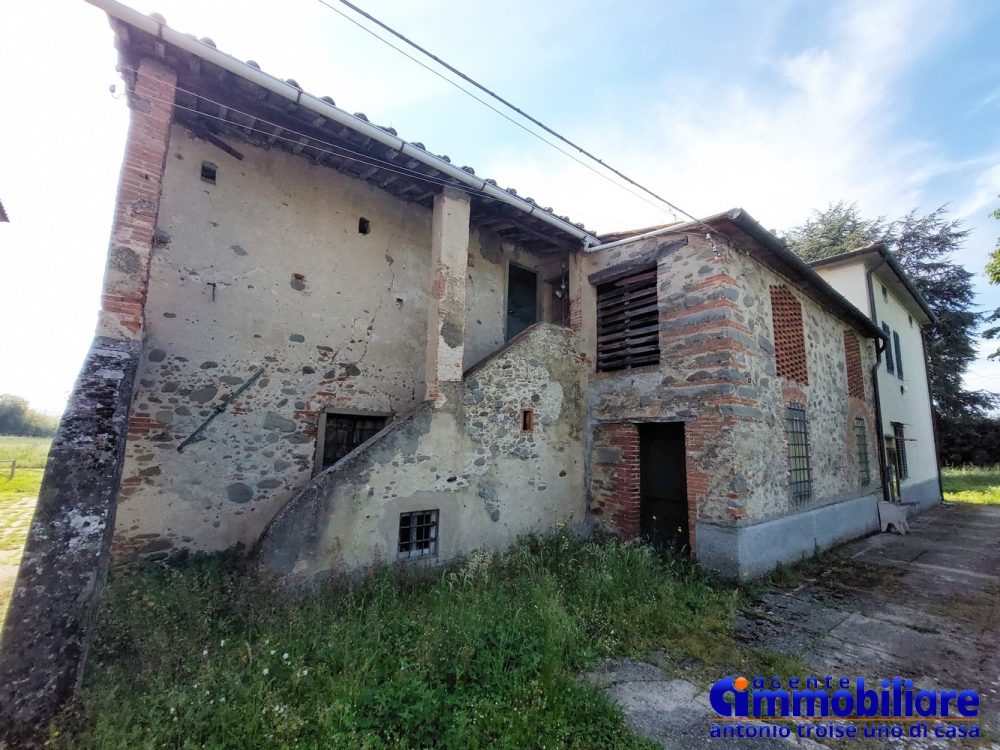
top-left (1, 0), bottom-right (997, 413)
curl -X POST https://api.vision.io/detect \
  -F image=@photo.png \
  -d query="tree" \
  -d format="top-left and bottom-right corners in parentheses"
top-left (0, 394), bottom-right (58, 437)
top-left (785, 203), bottom-right (995, 420)
top-left (984, 198), bottom-right (1000, 359)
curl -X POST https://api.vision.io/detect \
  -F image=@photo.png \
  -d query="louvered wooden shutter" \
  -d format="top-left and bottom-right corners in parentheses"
top-left (596, 268), bottom-right (660, 372)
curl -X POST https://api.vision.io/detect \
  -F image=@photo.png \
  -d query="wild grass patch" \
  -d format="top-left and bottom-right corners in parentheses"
top-left (51, 536), bottom-right (777, 749)
top-left (942, 465), bottom-right (1000, 504)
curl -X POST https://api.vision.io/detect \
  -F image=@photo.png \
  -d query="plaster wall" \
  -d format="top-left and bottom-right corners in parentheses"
top-left (115, 125), bottom-right (436, 559)
top-left (871, 275), bottom-right (940, 504)
top-left (464, 232), bottom-right (568, 370)
top-left (259, 324), bottom-right (587, 581)
top-left (813, 261), bottom-right (941, 506)
top-left (115, 126), bottom-right (575, 560)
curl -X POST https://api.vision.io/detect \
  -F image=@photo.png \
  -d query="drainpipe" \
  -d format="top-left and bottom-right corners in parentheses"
top-left (920, 329), bottom-right (946, 503)
top-left (86, 0), bottom-right (601, 248)
top-left (865, 261), bottom-right (891, 503)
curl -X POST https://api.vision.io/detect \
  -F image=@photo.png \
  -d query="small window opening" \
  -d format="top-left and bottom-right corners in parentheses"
top-left (786, 403), bottom-right (812, 506)
top-left (892, 423), bottom-right (909, 480)
top-left (200, 161), bottom-right (217, 184)
top-left (398, 510), bottom-right (438, 559)
top-left (854, 417), bottom-right (871, 487)
top-left (881, 285), bottom-right (888, 302)
top-left (358, 217), bottom-right (371, 234)
top-left (520, 408), bottom-right (534, 433)
top-left (318, 412), bottom-right (388, 471)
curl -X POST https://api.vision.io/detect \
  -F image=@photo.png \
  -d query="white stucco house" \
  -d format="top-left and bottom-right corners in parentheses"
top-left (812, 244), bottom-right (942, 510)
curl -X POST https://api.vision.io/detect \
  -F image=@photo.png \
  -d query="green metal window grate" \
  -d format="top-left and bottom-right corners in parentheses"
top-left (893, 423), bottom-right (909, 480)
top-left (786, 404), bottom-right (812, 505)
top-left (854, 417), bottom-right (871, 487)
top-left (398, 510), bottom-right (438, 559)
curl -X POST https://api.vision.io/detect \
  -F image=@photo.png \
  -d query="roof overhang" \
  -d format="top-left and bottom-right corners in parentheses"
top-left (600, 208), bottom-right (888, 341)
top-left (86, 0), bottom-right (598, 254)
top-left (810, 244), bottom-right (936, 326)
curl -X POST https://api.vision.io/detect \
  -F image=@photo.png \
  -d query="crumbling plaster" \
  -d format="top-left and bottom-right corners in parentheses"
top-left (259, 323), bottom-right (587, 582)
top-left (114, 125), bottom-right (571, 560)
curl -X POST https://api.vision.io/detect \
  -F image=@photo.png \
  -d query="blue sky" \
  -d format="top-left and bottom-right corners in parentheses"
top-left (1, 0), bottom-right (998, 414)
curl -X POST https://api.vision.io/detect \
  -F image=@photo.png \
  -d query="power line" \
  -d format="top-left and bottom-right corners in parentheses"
top-left (122, 64), bottom-right (710, 240)
top-left (313, 0), bottom-right (702, 226)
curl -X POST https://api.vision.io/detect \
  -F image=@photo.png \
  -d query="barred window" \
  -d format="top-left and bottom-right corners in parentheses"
top-left (854, 417), bottom-right (871, 487)
top-left (318, 412), bottom-right (388, 471)
top-left (786, 404), bottom-right (812, 505)
top-left (398, 510), bottom-right (438, 559)
top-left (596, 268), bottom-right (660, 372)
top-left (770, 285), bottom-right (808, 384)
top-left (892, 423), bottom-right (909, 480)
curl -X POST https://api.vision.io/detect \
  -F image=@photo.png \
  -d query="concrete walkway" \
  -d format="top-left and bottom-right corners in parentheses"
top-left (590, 503), bottom-right (1000, 748)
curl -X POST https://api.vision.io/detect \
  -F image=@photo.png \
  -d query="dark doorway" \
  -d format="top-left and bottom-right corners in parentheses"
top-left (506, 264), bottom-right (538, 340)
top-left (639, 423), bottom-right (689, 551)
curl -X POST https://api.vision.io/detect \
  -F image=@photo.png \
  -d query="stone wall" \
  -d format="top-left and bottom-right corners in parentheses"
top-left (259, 323), bottom-right (586, 582)
top-left (585, 233), bottom-right (880, 558)
top-left (113, 125), bottom-right (561, 560)
top-left (0, 59), bottom-right (176, 743)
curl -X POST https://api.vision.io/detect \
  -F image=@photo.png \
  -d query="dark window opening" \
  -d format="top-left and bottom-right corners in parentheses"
top-left (882, 323), bottom-right (895, 374)
top-left (892, 423), bottom-right (909, 480)
top-left (882, 285), bottom-right (888, 302)
top-left (358, 217), bottom-right (371, 234)
top-left (520, 408), bottom-right (534, 433)
top-left (893, 331), bottom-right (904, 380)
top-left (200, 161), bottom-right (217, 184)
top-left (319, 412), bottom-right (388, 470)
top-left (854, 417), bottom-right (871, 487)
top-left (506, 264), bottom-right (538, 340)
top-left (786, 404), bottom-right (812, 505)
top-left (596, 267), bottom-right (659, 372)
top-left (908, 315), bottom-right (913, 328)
top-left (398, 510), bottom-right (438, 559)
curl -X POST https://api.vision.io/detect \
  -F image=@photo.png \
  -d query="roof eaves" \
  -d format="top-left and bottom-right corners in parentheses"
top-left (809, 245), bottom-right (936, 325)
top-left (722, 208), bottom-right (888, 341)
top-left (88, 0), bottom-right (598, 247)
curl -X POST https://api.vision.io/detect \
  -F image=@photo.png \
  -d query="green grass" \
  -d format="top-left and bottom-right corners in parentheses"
top-left (0, 469), bottom-right (41, 549)
top-left (942, 465), bottom-right (1000, 504)
top-left (0, 435), bottom-right (52, 468)
top-left (50, 537), bottom-right (784, 749)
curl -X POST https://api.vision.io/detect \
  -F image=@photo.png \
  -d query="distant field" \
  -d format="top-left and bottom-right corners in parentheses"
top-left (942, 465), bottom-right (1000, 504)
top-left (0, 438), bottom-right (48, 625)
top-left (0, 435), bottom-right (52, 469)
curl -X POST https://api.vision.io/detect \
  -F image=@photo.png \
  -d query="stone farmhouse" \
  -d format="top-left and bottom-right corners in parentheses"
top-left (58, 0), bottom-right (946, 583)
top-left (1, 1), bottom-right (944, 728)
